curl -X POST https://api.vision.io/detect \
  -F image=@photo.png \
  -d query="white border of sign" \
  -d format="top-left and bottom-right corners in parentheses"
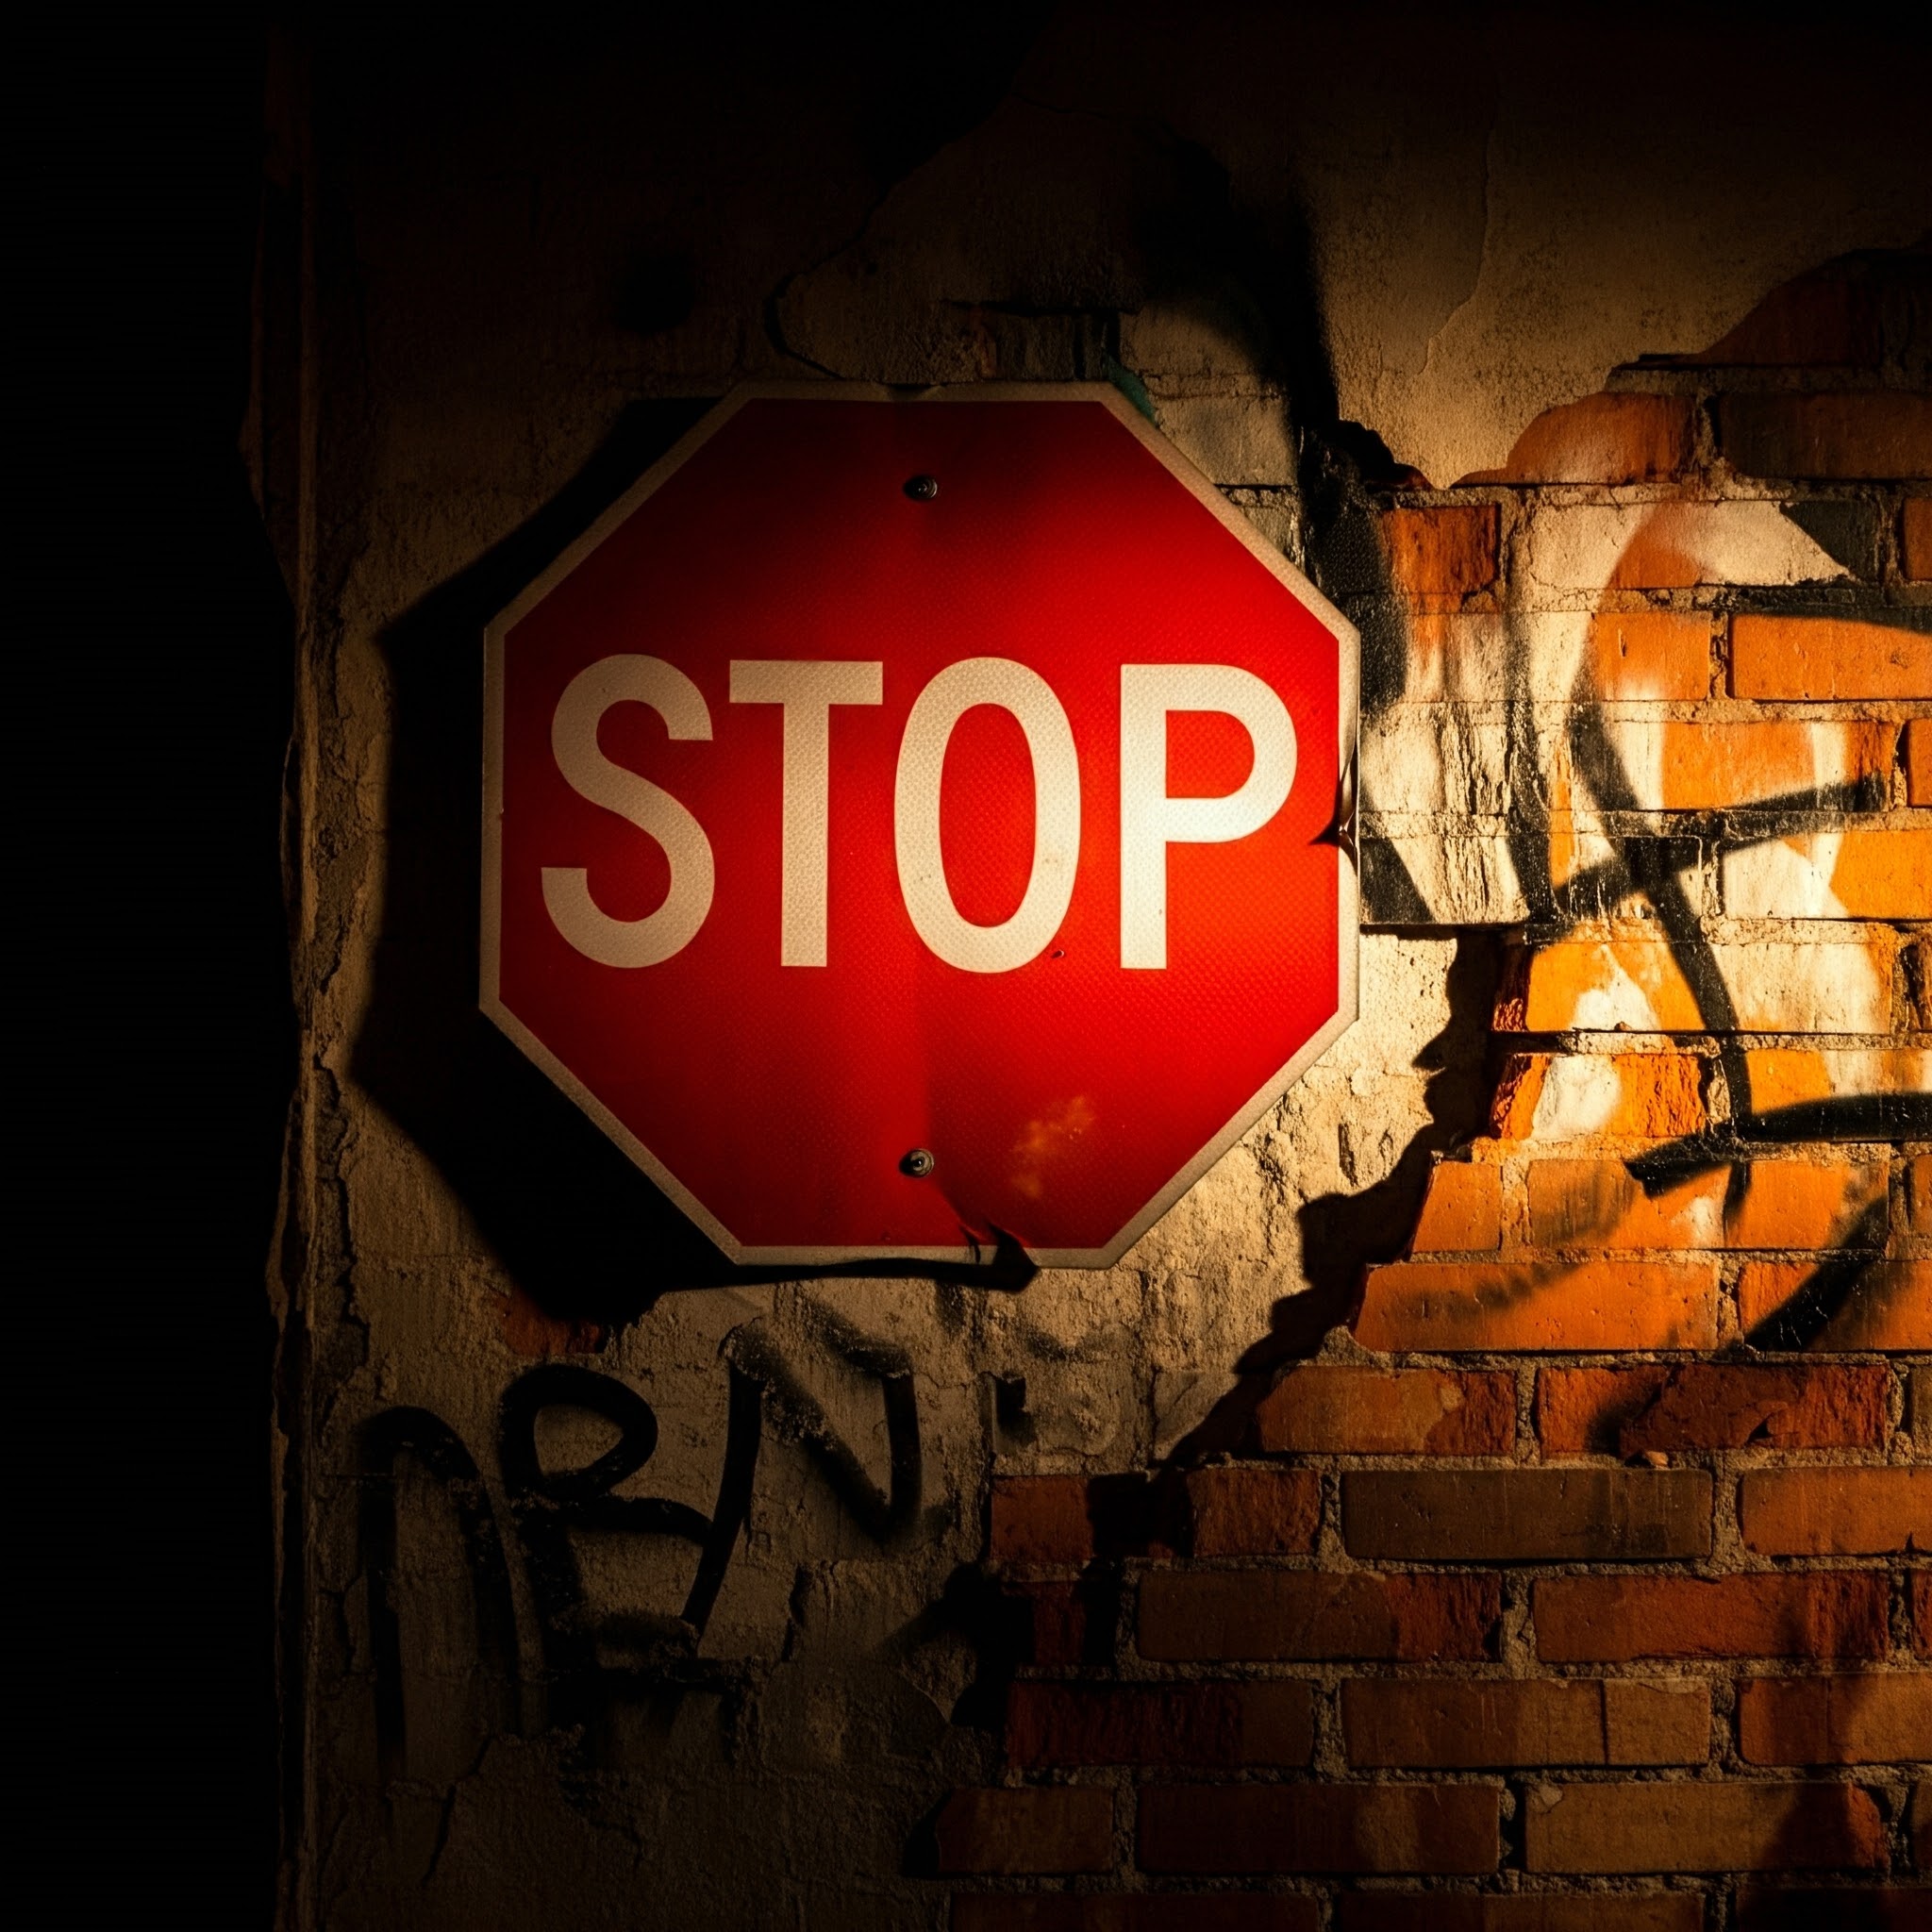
top-left (483, 382), bottom-right (1359, 1270)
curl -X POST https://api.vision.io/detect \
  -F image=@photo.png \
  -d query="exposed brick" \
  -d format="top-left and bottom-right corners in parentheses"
top-left (1337, 1896), bottom-right (1704, 1932)
top-left (1740, 1468), bottom-right (1929, 1555)
top-left (1341, 1678), bottom-right (1708, 1768)
top-left (1409, 1160), bottom-right (1505, 1252)
top-left (1684, 264), bottom-right (1886, 368)
top-left (934, 1789), bottom-right (1113, 1874)
top-left (954, 1898), bottom-right (1320, 1932)
top-left (1255, 1367), bottom-right (1514, 1456)
top-left (1635, 720), bottom-right (1896, 810)
top-left (1754, 1044), bottom-right (1925, 1122)
top-left (1525, 1157), bottom-right (1882, 1251)
top-left (1911, 1157), bottom-right (1932, 1235)
top-left (1516, 935), bottom-right (1896, 1035)
top-left (1740, 1259), bottom-right (1932, 1351)
top-left (1524, 1778), bottom-right (1885, 1873)
top-left (1183, 1467), bottom-right (1320, 1557)
top-left (1158, 393), bottom-right (1295, 486)
top-left (1013, 1580), bottom-right (1109, 1668)
top-left (1735, 1890), bottom-right (1932, 1932)
top-left (1719, 391), bottom-right (1932, 481)
top-left (1724, 835), bottom-right (1932, 919)
top-left (1006, 1681), bottom-right (1314, 1769)
top-left (1731, 614), bottom-right (1932, 701)
top-left (1738, 1674), bottom-right (1932, 1764)
top-left (1909, 720), bottom-right (1932, 806)
top-left (1138, 1782), bottom-right (1499, 1874)
top-left (1909, 938), bottom-right (1932, 1030)
top-left (1380, 506), bottom-right (1499, 610)
top-left (1906, 498), bottom-right (1932, 582)
top-left (1716, 1158), bottom-right (1885, 1247)
top-left (1343, 1469), bottom-right (1710, 1562)
top-left (991, 1476), bottom-right (1116, 1566)
top-left (1474, 392), bottom-right (1696, 486)
top-left (989, 1472), bottom-right (1321, 1566)
top-left (1534, 1574), bottom-right (1890, 1663)
top-left (1139, 1571), bottom-right (1499, 1664)
top-left (1400, 610), bottom-right (1713, 703)
top-left (1566, 499), bottom-right (1843, 592)
top-left (1491, 1053), bottom-right (1709, 1141)
top-left (1535, 1364), bottom-right (1890, 1457)
top-left (1356, 1259), bottom-right (1720, 1353)
top-left (1915, 1573), bottom-right (1930, 1657)
top-left (1587, 611), bottom-right (1716, 699)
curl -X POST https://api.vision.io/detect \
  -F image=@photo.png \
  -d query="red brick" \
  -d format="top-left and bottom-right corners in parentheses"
top-left (1906, 498), bottom-right (1932, 582)
top-left (1654, 721), bottom-right (1897, 810)
top-left (989, 1471), bottom-right (1319, 1566)
top-left (1138, 1782), bottom-right (1499, 1874)
top-left (954, 1898), bottom-right (1319, 1932)
top-left (1736, 1890), bottom-right (1932, 1932)
top-left (1730, 834), bottom-right (1932, 918)
top-left (1254, 1367), bottom-right (1514, 1456)
top-left (1534, 1574), bottom-right (1890, 1663)
top-left (1915, 1573), bottom-right (1930, 1657)
top-left (1909, 941), bottom-right (1932, 1031)
top-left (1907, 1157), bottom-right (1932, 1235)
top-left (1472, 392), bottom-right (1695, 486)
top-left (1342, 1469), bottom-right (1710, 1562)
top-left (1491, 1052), bottom-right (1709, 1141)
top-left (1585, 611), bottom-right (1716, 700)
top-left (1380, 506), bottom-right (1499, 610)
top-left (1536, 1364), bottom-right (1890, 1457)
top-left (1139, 1571), bottom-right (1499, 1664)
top-left (1013, 1580), bottom-right (1108, 1668)
top-left (1355, 1259), bottom-right (1720, 1353)
top-left (1525, 1157), bottom-right (1884, 1251)
top-left (1731, 615), bottom-right (1932, 701)
top-left (1524, 1779), bottom-right (1885, 1873)
top-left (1908, 720), bottom-right (1932, 807)
top-left (934, 1788), bottom-right (1113, 1874)
top-left (1740, 1468), bottom-right (1929, 1555)
top-left (1739, 1674), bottom-right (1932, 1764)
top-left (1740, 1260), bottom-right (1932, 1352)
top-left (1514, 932), bottom-right (1897, 1034)
top-left (1338, 1897), bottom-right (1704, 1932)
top-left (1341, 1677), bottom-right (1708, 1768)
top-left (1687, 265), bottom-right (1886, 368)
top-left (1183, 1468), bottom-right (1319, 1557)
top-left (1409, 1161), bottom-right (1505, 1252)
top-left (992, 1476), bottom-right (1109, 1566)
top-left (1719, 391), bottom-right (1932, 481)
top-left (1006, 1681), bottom-right (1313, 1769)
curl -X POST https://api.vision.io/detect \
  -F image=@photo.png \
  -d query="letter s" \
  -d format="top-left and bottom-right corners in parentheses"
top-left (541, 656), bottom-right (714, 967)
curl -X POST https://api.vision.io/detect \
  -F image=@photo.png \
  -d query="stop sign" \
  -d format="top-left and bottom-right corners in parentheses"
top-left (483, 385), bottom-right (1357, 1266)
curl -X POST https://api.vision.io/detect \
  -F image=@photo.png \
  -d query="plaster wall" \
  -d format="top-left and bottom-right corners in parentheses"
top-left (269, 11), bottom-right (1930, 1926)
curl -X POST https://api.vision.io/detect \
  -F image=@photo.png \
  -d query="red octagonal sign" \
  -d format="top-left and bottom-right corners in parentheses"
top-left (484, 385), bottom-right (1357, 1266)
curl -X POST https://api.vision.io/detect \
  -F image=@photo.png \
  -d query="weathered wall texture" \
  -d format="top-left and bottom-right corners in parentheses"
top-left (266, 10), bottom-right (1931, 1927)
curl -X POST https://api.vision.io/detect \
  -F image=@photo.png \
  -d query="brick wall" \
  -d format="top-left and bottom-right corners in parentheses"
top-left (946, 253), bottom-right (1930, 1927)
top-left (278, 20), bottom-right (1932, 1912)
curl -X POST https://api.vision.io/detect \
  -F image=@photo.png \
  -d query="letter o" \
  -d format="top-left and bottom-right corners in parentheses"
top-left (893, 658), bottom-right (1080, 974)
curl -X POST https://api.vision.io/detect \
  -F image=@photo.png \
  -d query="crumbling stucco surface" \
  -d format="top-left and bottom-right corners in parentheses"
top-left (269, 12), bottom-right (1930, 1928)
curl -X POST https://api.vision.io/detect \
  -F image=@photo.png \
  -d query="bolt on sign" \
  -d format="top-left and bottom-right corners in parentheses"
top-left (483, 385), bottom-right (1357, 1266)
